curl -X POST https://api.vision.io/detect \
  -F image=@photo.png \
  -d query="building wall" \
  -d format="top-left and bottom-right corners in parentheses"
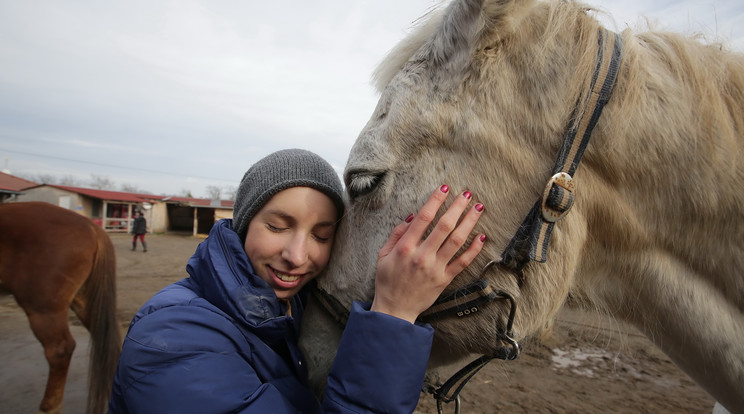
top-left (215, 208), bottom-right (233, 221)
top-left (149, 203), bottom-right (168, 233)
top-left (11, 187), bottom-right (230, 235)
top-left (15, 187), bottom-right (92, 217)
top-left (12, 187), bottom-right (161, 232)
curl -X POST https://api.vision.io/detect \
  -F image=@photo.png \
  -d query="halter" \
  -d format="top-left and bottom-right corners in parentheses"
top-left (311, 27), bottom-right (623, 414)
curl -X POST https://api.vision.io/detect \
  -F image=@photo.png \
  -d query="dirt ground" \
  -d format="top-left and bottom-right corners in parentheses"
top-left (0, 233), bottom-right (715, 413)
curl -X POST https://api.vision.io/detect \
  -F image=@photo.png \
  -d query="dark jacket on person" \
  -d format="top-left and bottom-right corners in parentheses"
top-left (131, 216), bottom-right (146, 235)
top-left (108, 219), bottom-right (434, 414)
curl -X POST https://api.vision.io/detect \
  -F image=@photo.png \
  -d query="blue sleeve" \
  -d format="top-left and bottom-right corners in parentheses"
top-left (110, 299), bottom-right (433, 414)
top-left (322, 302), bottom-right (434, 413)
top-left (109, 305), bottom-right (314, 414)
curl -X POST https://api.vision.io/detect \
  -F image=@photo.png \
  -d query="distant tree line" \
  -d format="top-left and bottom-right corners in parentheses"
top-left (18, 172), bottom-right (236, 201)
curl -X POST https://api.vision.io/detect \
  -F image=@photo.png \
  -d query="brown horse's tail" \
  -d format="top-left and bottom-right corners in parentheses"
top-left (83, 224), bottom-right (122, 414)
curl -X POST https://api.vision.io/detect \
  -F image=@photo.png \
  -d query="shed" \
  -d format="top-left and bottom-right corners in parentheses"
top-left (15, 184), bottom-right (166, 232)
top-left (12, 184), bottom-right (233, 235)
top-left (160, 197), bottom-right (235, 236)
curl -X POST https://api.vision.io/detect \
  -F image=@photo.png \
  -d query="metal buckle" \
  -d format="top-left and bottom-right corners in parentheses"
top-left (541, 172), bottom-right (575, 222)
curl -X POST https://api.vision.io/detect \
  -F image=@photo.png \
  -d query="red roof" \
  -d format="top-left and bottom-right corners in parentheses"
top-left (2, 171), bottom-right (234, 207)
top-left (42, 185), bottom-right (168, 203)
top-left (0, 172), bottom-right (38, 192)
top-left (24, 184), bottom-right (234, 208)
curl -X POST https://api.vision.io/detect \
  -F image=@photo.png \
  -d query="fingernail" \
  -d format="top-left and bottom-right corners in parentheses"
top-left (405, 213), bottom-right (415, 223)
top-left (440, 184), bottom-right (449, 193)
top-left (463, 191), bottom-right (472, 199)
top-left (475, 203), bottom-right (484, 212)
top-left (479, 234), bottom-right (487, 243)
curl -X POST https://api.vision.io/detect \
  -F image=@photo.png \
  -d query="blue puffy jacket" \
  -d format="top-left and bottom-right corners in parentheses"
top-left (109, 219), bottom-right (434, 414)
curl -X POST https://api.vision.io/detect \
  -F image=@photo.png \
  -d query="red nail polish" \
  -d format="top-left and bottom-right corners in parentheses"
top-left (405, 213), bottom-right (414, 223)
top-left (475, 203), bottom-right (484, 212)
top-left (463, 191), bottom-right (472, 199)
top-left (440, 184), bottom-right (449, 193)
top-left (479, 234), bottom-right (487, 243)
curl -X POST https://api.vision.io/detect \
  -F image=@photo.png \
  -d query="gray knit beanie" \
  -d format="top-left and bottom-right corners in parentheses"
top-left (232, 149), bottom-right (345, 240)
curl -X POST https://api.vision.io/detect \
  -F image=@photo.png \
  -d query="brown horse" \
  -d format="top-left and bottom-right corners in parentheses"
top-left (299, 0), bottom-right (744, 412)
top-left (0, 202), bottom-right (121, 414)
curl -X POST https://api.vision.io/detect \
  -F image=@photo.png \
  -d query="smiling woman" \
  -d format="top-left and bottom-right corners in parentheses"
top-left (243, 185), bottom-right (339, 300)
top-left (108, 148), bottom-right (487, 414)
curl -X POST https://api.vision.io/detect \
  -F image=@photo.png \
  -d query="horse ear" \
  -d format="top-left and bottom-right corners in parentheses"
top-left (425, 0), bottom-right (486, 69)
top-left (373, 0), bottom-right (527, 91)
top-left (422, 0), bottom-right (526, 82)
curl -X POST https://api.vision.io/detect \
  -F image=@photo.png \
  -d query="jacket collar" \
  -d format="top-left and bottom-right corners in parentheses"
top-left (186, 219), bottom-right (303, 343)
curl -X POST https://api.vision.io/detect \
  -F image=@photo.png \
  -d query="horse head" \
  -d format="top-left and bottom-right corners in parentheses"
top-left (301, 0), bottom-right (744, 411)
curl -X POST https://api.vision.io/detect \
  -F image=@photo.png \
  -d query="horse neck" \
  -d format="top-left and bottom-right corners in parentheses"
top-left (574, 28), bottom-right (744, 300)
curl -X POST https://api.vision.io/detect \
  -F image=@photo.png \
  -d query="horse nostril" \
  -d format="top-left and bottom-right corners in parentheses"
top-left (346, 171), bottom-right (386, 200)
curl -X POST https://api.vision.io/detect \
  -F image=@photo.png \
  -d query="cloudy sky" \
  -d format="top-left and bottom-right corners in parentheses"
top-left (1, 0), bottom-right (742, 198)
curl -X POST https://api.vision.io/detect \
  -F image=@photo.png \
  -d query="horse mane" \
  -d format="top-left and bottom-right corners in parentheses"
top-left (373, 0), bottom-right (744, 124)
top-left (372, 7), bottom-right (445, 92)
top-left (372, 1), bottom-right (605, 96)
top-left (618, 30), bottom-right (744, 145)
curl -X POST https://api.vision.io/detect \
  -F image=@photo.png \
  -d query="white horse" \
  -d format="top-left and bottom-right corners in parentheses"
top-left (300, 0), bottom-right (744, 412)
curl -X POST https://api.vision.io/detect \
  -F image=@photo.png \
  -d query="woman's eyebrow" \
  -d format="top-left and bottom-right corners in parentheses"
top-left (263, 209), bottom-right (336, 228)
top-left (258, 210), bottom-right (294, 227)
top-left (314, 221), bottom-right (337, 229)
top-left (263, 209), bottom-right (293, 220)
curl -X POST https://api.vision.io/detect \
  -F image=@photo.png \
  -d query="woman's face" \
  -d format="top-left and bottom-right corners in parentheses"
top-left (243, 186), bottom-right (338, 300)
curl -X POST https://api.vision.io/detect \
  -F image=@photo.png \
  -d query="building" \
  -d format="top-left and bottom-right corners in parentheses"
top-left (4, 174), bottom-right (233, 236)
top-left (0, 171), bottom-right (38, 203)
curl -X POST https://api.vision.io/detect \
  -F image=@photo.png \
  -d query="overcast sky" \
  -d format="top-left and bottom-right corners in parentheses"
top-left (1, 0), bottom-right (742, 198)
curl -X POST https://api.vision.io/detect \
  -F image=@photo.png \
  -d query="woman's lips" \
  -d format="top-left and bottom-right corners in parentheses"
top-left (269, 267), bottom-right (304, 288)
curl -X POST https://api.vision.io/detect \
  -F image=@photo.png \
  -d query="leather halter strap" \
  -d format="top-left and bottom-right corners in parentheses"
top-left (501, 28), bottom-right (623, 272)
top-left (311, 282), bottom-right (350, 326)
top-left (418, 279), bottom-right (498, 323)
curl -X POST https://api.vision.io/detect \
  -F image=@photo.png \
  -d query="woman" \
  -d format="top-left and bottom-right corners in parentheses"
top-left (130, 211), bottom-right (147, 252)
top-left (109, 149), bottom-right (486, 413)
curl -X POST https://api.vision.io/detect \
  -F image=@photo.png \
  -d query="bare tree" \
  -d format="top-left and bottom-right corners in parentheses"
top-left (206, 185), bottom-right (222, 200)
top-left (121, 183), bottom-right (144, 193)
top-left (224, 185), bottom-right (237, 201)
top-left (179, 189), bottom-right (194, 198)
top-left (58, 175), bottom-right (80, 186)
top-left (90, 174), bottom-right (115, 190)
top-left (29, 173), bottom-right (58, 184)
top-left (14, 173), bottom-right (80, 186)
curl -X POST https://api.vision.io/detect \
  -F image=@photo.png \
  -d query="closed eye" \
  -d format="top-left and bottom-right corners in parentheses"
top-left (313, 234), bottom-right (331, 243)
top-left (345, 170), bottom-right (387, 200)
top-left (266, 223), bottom-right (287, 232)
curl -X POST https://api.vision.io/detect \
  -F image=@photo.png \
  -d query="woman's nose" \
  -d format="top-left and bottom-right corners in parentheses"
top-left (282, 234), bottom-right (308, 267)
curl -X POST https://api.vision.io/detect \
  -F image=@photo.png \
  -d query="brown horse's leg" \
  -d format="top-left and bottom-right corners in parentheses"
top-left (27, 311), bottom-right (76, 414)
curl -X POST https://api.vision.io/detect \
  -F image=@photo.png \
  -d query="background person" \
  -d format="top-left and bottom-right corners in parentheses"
top-left (131, 211), bottom-right (147, 252)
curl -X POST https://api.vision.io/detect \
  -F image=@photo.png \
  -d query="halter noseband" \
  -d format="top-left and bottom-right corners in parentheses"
top-left (312, 27), bottom-right (623, 414)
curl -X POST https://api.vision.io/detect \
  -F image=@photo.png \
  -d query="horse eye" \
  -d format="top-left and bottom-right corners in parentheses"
top-left (346, 171), bottom-right (386, 200)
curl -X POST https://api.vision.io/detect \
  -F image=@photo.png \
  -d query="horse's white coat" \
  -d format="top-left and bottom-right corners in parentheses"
top-left (300, 0), bottom-right (744, 411)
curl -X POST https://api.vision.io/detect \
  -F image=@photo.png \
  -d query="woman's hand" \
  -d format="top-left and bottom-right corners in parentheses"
top-left (371, 185), bottom-right (486, 323)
